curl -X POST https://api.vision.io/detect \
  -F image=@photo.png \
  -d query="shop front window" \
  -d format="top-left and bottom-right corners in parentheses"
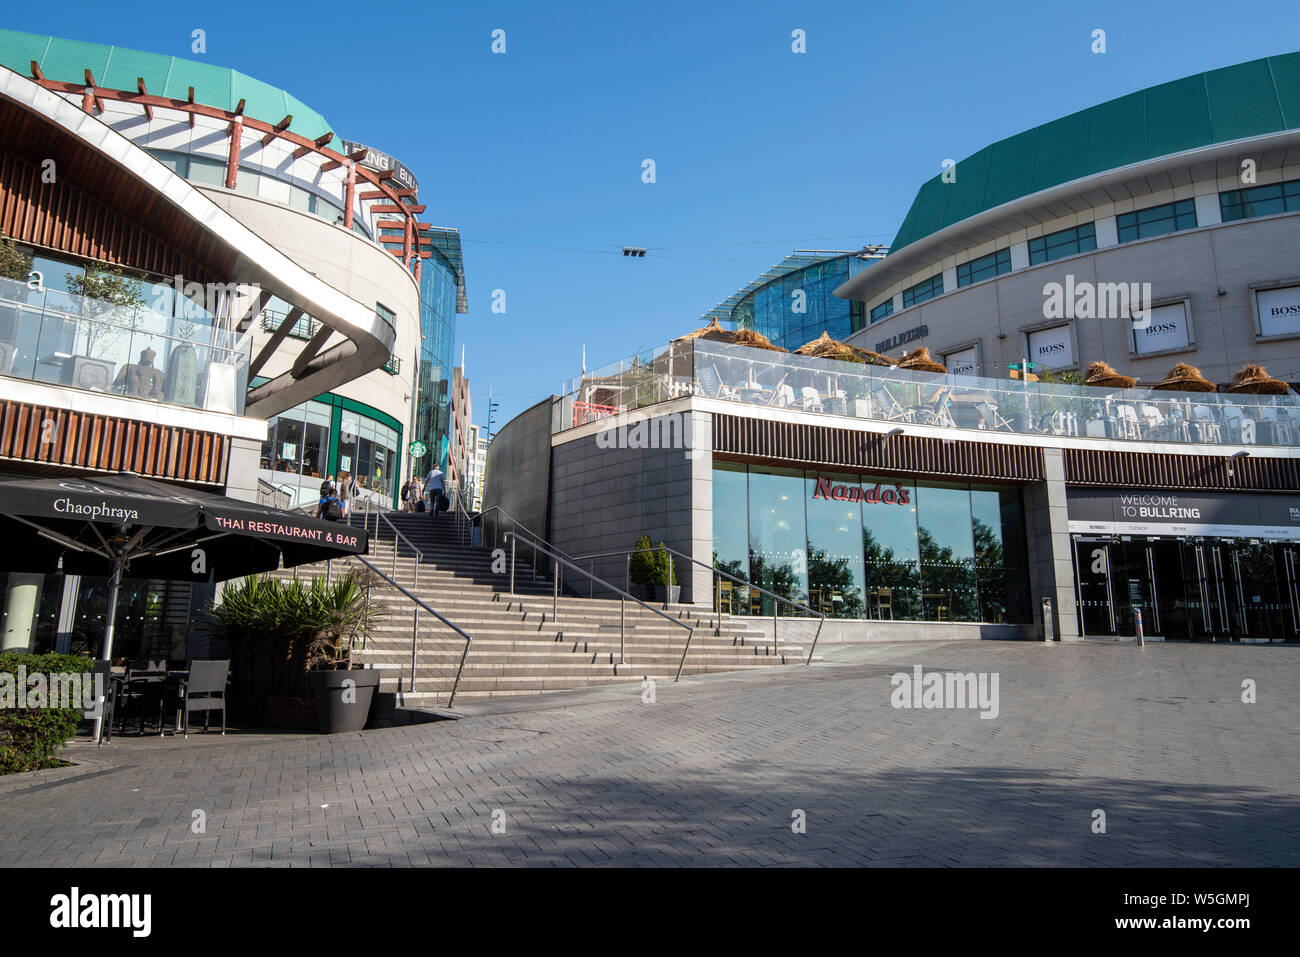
top-left (860, 476), bottom-right (922, 620)
top-left (916, 484), bottom-right (979, 622)
top-left (712, 463), bottom-right (751, 614)
top-left (806, 473), bottom-right (865, 618)
top-left (747, 467), bottom-right (808, 615)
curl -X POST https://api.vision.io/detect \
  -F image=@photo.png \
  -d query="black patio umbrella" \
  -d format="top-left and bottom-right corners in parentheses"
top-left (0, 470), bottom-right (369, 710)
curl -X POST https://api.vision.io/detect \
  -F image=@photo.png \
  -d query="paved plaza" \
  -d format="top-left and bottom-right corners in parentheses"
top-left (1, 639), bottom-right (1297, 867)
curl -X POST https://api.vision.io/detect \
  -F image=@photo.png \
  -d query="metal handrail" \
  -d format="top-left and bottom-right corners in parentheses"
top-left (569, 543), bottom-right (825, 665)
top-left (355, 556), bottom-right (473, 709)
top-left (359, 496), bottom-right (425, 584)
top-left (503, 532), bottom-right (697, 681)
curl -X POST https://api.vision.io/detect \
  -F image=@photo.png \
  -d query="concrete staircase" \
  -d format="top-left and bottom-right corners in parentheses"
top-left (277, 510), bottom-right (813, 706)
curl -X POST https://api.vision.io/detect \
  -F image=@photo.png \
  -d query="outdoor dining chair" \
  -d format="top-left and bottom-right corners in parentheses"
top-left (1114, 405), bottom-right (1142, 440)
top-left (800, 386), bottom-right (824, 413)
top-left (916, 387), bottom-right (955, 428)
top-left (1201, 405), bottom-right (1230, 443)
top-left (120, 659), bottom-right (169, 735)
top-left (870, 386), bottom-right (911, 422)
top-left (977, 401), bottom-right (1014, 432)
top-left (173, 659), bottom-right (230, 737)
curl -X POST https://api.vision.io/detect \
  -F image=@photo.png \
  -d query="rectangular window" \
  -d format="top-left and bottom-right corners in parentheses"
top-left (1220, 179), bottom-right (1300, 222)
top-left (187, 155), bottom-right (227, 187)
top-left (957, 248), bottom-right (1011, 287)
top-left (902, 274), bottom-right (943, 308)
top-left (1116, 199), bottom-right (1197, 243)
top-left (1028, 223), bottom-right (1097, 265)
top-left (870, 299), bottom-right (894, 323)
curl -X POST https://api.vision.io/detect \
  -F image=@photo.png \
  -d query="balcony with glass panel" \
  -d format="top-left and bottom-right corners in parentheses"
top-left (559, 338), bottom-right (1300, 450)
top-left (0, 275), bottom-right (253, 415)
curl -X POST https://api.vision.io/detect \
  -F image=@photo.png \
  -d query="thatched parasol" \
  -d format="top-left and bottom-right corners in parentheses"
top-left (794, 331), bottom-right (865, 363)
top-left (1083, 360), bottom-right (1136, 389)
top-left (895, 346), bottom-right (946, 374)
top-left (675, 317), bottom-right (787, 352)
top-left (1222, 363), bottom-right (1289, 395)
top-left (1150, 362), bottom-right (1215, 393)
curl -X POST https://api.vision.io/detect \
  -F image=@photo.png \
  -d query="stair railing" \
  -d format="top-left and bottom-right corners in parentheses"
top-left (502, 532), bottom-right (697, 680)
top-left (359, 497), bottom-right (424, 586)
top-left (355, 555), bottom-right (474, 709)
top-left (569, 544), bottom-right (825, 665)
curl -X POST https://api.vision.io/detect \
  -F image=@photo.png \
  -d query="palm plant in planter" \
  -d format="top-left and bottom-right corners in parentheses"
top-left (199, 568), bottom-right (382, 733)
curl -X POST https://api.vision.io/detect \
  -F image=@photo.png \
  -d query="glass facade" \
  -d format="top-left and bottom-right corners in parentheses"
top-left (870, 299), bottom-right (894, 323)
top-left (1220, 178), bottom-right (1300, 222)
top-left (731, 254), bottom-right (868, 351)
top-left (713, 463), bottom-right (1030, 622)
top-left (1028, 223), bottom-right (1096, 264)
top-left (902, 273), bottom-right (944, 308)
top-left (957, 248), bottom-right (1011, 287)
top-left (411, 250), bottom-right (458, 473)
top-left (1117, 200), bottom-right (1197, 243)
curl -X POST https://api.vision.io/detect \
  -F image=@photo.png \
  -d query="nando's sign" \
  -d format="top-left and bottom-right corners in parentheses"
top-left (812, 476), bottom-right (911, 505)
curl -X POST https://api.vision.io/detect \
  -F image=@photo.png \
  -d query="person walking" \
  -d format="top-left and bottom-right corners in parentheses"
top-left (338, 471), bottom-right (356, 520)
top-left (318, 487), bottom-right (343, 522)
top-left (404, 474), bottom-right (423, 512)
top-left (424, 464), bottom-right (444, 517)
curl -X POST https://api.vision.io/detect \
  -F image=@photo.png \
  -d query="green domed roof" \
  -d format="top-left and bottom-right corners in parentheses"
top-left (0, 27), bottom-right (335, 141)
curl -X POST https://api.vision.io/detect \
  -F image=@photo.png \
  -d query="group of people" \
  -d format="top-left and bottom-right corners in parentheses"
top-left (314, 465), bottom-right (447, 523)
top-left (401, 466), bottom-right (447, 516)
top-left (316, 472), bottom-right (357, 522)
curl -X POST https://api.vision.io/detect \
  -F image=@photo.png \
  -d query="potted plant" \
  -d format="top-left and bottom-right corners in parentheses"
top-left (65, 261), bottom-right (146, 392)
top-left (304, 571), bottom-right (381, 734)
top-left (653, 545), bottom-right (681, 605)
top-left (628, 536), bottom-right (658, 601)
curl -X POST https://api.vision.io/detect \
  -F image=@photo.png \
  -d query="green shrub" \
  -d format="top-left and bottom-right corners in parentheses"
top-left (656, 544), bottom-right (678, 586)
top-left (628, 536), bottom-right (658, 586)
top-left (197, 568), bottom-right (380, 698)
top-left (0, 653), bottom-right (92, 775)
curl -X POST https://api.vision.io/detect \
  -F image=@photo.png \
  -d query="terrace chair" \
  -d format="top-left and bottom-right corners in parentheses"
top-left (870, 386), bottom-right (911, 422)
top-left (173, 659), bottom-right (230, 737)
top-left (915, 387), bottom-right (955, 428)
top-left (799, 386), bottom-right (824, 413)
top-left (1114, 405), bottom-right (1141, 440)
top-left (121, 659), bottom-right (168, 735)
top-left (773, 383), bottom-right (797, 407)
top-left (1138, 404), bottom-right (1167, 439)
top-left (1258, 406), bottom-right (1293, 446)
top-left (977, 401), bottom-right (1014, 432)
top-left (1206, 405), bottom-right (1235, 444)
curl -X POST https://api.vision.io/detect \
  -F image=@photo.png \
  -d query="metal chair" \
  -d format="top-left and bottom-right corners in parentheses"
top-left (799, 386), bottom-right (824, 412)
top-left (1114, 404), bottom-right (1141, 440)
top-left (174, 659), bottom-right (230, 737)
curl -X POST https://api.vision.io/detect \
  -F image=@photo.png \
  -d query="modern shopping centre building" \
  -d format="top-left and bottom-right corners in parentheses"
top-left (486, 51), bottom-right (1300, 645)
top-left (0, 29), bottom-right (463, 656)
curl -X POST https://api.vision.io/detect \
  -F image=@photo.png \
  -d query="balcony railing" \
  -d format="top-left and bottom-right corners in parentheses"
top-left (558, 339), bottom-right (1300, 450)
top-left (0, 276), bottom-right (253, 415)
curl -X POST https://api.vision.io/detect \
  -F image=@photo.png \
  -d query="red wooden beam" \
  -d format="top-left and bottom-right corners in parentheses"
top-left (29, 61), bottom-right (44, 81)
top-left (260, 114), bottom-right (292, 146)
top-left (344, 161), bottom-right (356, 229)
top-left (226, 115), bottom-right (242, 189)
top-left (187, 86), bottom-right (196, 128)
top-left (359, 187), bottom-right (416, 199)
top-left (135, 78), bottom-right (154, 120)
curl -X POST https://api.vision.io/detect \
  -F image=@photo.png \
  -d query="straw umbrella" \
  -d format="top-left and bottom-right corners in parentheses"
top-left (896, 346), bottom-right (947, 374)
top-left (1222, 363), bottom-right (1289, 395)
top-left (1149, 362), bottom-right (1216, 441)
top-left (1082, 360), bottom-right (1136, 389)
top-left (794, 330), bottom-right (866, 363)
top-left (1150, 362), bottom-right (1215, 392)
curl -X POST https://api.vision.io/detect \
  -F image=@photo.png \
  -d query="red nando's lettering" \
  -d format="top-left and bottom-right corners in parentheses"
top-left (812, 477), bottom-right (911, 505)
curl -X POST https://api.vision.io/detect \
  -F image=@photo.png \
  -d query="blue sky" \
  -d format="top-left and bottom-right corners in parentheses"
top-left (8, 1), bottom-right (1300, 428)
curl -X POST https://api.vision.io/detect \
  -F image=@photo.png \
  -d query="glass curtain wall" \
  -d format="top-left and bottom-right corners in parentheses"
top-left (413, 252), bottom-right (457, 473)
top-left (713, 464), bottom-right (1030, 622)
top-left (732, 255), bottom-right (867, 351)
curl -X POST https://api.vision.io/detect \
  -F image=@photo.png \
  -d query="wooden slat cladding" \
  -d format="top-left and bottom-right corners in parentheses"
top-left (0, 100), bottom-right (232, 281)
top-left (711, 413), bottom-right (1044, 482)
top-left (0, 400), bottom-right (228, 485)
top-left (1064, 448), bottom-right (1300, 491)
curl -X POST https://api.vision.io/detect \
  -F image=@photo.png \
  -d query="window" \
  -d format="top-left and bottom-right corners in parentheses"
top-left (1028, 223), bottom-right (1097, 265)
top-left (870, 299), bottom-right (894, 323)
top-left (376, 303), bottom-right (396, 329)
top-left (1220, 179), bottom-right (1300, 222)
top-left (957, 248), bottom-right (1011, 287)
top-left (187, 156), bottom-right (227, 187)
top-left (1116, 200), bottom-right (1197, 243)
top-left (902, 274), bottom-right (943, 308)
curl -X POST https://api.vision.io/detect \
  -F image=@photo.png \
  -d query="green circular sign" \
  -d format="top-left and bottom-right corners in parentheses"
top-left (408, 440), bottom-right (428, 459)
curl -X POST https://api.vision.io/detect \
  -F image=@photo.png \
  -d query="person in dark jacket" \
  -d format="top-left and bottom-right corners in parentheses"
top-left (318, 492), bottom-right (343, 522)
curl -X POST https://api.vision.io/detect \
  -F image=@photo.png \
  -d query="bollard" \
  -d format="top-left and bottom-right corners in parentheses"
top-left (1041, 596), bottom-right (1053, 642)
top-left (1135, 608), bottom-right (1145, 646)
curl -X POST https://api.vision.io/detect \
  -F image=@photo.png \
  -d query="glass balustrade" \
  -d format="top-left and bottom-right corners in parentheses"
top-left (557, 338), bottom-right (1300, 450)
top-left (0, 275), bottom-right (253, 415)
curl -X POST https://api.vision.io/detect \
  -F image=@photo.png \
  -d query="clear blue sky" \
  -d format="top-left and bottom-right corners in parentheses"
top-left (9, 1), bottom-right (1300, 429)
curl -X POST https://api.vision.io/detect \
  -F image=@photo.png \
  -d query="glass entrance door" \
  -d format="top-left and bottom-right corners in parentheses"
top-left (1074, 538), bottom-right (1117, 637)
top-left (1276, 545), bottom-right (1300, 643)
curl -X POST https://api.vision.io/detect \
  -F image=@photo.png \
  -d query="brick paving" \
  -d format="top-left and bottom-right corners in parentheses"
top-left (1, 640), bottom-right (1297, 867)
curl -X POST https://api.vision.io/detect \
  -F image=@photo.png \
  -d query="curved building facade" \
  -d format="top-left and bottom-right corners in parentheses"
top-left (704, 247), bottom-right (884, 352)
top-left (836, 51), bottom-right (1300, 388)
